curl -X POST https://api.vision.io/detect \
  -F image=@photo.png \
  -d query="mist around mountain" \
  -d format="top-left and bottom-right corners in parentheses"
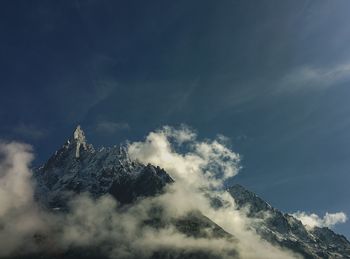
top-left (0, 126), bottom-right (349, 259)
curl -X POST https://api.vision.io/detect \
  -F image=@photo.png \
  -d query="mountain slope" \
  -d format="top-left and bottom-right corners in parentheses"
top-left (228, 184), bottom-right (350, 258)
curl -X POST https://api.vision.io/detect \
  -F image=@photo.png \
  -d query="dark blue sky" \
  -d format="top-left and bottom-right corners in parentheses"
top-left (1, 0), bottom-right (350, 236)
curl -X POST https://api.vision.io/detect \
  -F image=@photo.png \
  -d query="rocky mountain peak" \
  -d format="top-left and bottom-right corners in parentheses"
top-left (69, 125), bottom-right (87, 158)
top-left (33, 126), bottom-right (174, 208)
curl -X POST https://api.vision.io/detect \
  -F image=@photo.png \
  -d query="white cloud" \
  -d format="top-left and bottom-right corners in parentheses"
top-left (127, 125), bottom-right (240, 188)
top-left (127, 126), bottom-right (301, 258)
top-left (0, 142), bottom-right (48, 256)
top-left (291, 211), bottom-right (347, 229)
top-left (162, 125), bottom-right (197, 144)
top-left (58, 194), bottom-right (240, 258)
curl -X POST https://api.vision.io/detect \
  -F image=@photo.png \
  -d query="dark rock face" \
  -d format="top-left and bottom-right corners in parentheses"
top-left (109, 164), bottom-right (173, 204)
top-left (228, 184), bottom-right (350, 259)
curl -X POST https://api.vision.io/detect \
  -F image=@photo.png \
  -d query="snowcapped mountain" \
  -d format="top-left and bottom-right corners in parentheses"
top-left (34, 126), bottom-right (173, 207)
top-left (228, 184), bottom-right (350, 258)
top-left (27, 126), bottom-right (350, 259)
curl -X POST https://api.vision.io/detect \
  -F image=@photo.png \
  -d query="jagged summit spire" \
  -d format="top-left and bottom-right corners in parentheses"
top-left (73, 125), bottom-right (87, 158)
top-left (73, 125), bottom-right (85, 141)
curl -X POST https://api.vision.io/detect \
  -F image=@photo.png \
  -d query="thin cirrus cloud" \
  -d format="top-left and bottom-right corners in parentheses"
top-left (274, 62), bottom-right (350, 95)
top-left (224, 62), bottom-right (350, 109)
top-left (95, 121), bottom-right (130, 134)
top-left (13, 124), bottom-right (48, 140)
top-left (215, 62), bottom-right (350, 113)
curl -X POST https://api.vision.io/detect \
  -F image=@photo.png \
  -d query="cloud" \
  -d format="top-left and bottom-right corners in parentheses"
top-left (219, 61), bottom-right (350, 112)
top-left (0, 140), bottom-right (239, 258)
top-left (127, 125), bottom-right (240, 188)
top-left (95, 121), bottom-right (130, 134)
top-left (0, 142), bottom-right (34, 214)
top-left (52, 79), bottom-right (118, 122)
top-left (0, 142), bottom-right (48, 256)
top-left (58, 194), bottom-right (239, 258)
top-left (127, 126), bottom-right (301, 258)
top-left (13, 123), bottom-right (47, 140)
top-left (291, 211), bottom-right (347, 229)
top-left (275, 63), bottom-right (350, 94)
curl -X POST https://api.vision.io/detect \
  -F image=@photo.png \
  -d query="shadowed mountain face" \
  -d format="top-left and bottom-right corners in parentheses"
top-left (16, 127), bottom-right (349, 259)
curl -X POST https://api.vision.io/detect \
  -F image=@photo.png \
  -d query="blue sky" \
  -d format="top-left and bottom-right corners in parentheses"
top-left (1, 0), bottom-right (350, 236)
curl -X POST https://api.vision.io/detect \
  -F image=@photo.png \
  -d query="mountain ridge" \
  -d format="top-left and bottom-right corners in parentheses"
top-left (28, 127), bottom-right (350, 259)
top-left (228, 184), bottom-right (350, 258)
top-left (34, 126), bottom-right (173, 208)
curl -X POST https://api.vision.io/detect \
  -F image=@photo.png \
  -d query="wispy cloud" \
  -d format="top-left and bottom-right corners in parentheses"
top-left (275, 63), bottom-right (350, 94)
top-left (219, 61), bottom-right (350, 112)
top-left (13, 124), bottom-right (48, 140)
top-left (95, 121), bottom-right (130, 134)
top-left (52, 79), bottom-right (118, 122)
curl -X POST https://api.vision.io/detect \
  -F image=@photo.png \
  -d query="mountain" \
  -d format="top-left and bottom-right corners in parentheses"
top-left (228, 184), bottom-right (350, 258)
top-left (30, 126), bottom-right (238, 259)
top-left (18, 126), bottom-right (350, 259)
top-left (34, 125), bottom-right (173, 207)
